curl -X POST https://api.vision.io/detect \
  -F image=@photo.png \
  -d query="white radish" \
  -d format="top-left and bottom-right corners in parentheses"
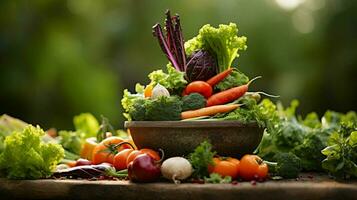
top-left (161, 157), bottom-right (193, 184)
top-left (151, 83), bottom-right (170, 99)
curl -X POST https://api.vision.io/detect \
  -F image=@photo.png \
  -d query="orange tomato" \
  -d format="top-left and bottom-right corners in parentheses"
top-left (92, 136), bottom-right (132, 165)
top-left (227, 157), bottom-right (240, 175)
top-left (113, 149), bottom-right (134, 170)
top-left (140, 149), bottom-right (161, 161)
top-left (239, 154), bottom-right (268, 181)
top-left (126, 149), bottom-right (161, 167)
top-left (209, 157), bottom-right (239, 179)
top-left (126, 150), bottom-right (142, 166)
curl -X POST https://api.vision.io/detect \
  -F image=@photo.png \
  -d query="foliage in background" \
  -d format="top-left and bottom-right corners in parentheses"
top-left (257, 99), bottom-right (357, 178)
top-left (0, 0), bottom-right (356, 129)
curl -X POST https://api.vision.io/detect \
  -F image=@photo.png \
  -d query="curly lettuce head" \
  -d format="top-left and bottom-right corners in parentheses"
top-left (0, 125), bottom-right (64, 179)
top-left (185, 23), bottom-right (247, 72)
top-left (121, 83), bottom-right (145, 120)
top-left (148, 64), bottom-right (187, 92)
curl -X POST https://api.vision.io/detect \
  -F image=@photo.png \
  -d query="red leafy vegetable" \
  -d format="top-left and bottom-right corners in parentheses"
top-left (153, 10), bottom-right (186, 72)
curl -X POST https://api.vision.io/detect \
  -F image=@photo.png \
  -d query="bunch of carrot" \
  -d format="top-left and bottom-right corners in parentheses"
top-left (181, 68), bottom-right (259, 120)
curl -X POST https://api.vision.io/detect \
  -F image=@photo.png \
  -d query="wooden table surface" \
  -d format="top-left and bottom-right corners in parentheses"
top-left (0, 174), bottom-right (356, 200)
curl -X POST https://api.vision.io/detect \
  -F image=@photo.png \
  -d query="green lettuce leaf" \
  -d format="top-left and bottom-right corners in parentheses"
top-left (0, 125), bottom-right (64, 179)
top-left (215, 69), bottom-right (249, 91)
top-left (121, 83), bottom-right (145, 120)
top-left (0, 114), bottom-right (28, 153)
top-left (148, 64), bottom-right (187, 93)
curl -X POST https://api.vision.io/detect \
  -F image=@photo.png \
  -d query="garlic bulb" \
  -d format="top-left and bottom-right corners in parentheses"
top-left (151, 83), bottom-right (170, 99)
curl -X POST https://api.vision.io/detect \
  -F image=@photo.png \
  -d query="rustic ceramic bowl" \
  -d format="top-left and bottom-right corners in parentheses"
top-left (125, 121), bottom-right (264, 158)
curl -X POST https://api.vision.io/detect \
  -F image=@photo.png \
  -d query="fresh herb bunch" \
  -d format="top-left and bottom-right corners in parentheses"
top-left (257, 100), bottom-right (357, 176)
top-left (188, 141), bottom-right (216, 179)
top-left (321, 122), bottom-right (357, 179)
top-left (212, 97), bottom-right (281, 135)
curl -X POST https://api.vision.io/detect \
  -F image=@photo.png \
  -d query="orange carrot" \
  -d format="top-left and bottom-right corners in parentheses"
top-left (181, 104), bottom-right (240, 119)
top-left (206, 68), bottom-right (234, 87)
top-left (206, 76), bottom-right (261, 107)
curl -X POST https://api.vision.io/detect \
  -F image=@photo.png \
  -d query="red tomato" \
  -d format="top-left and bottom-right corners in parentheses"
top-left (184, 81), bottom-right (213, 98)
top-left (239, 154), bottom-right (268, 181)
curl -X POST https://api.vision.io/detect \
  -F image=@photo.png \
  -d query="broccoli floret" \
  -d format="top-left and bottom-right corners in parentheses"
top-left (293, 131), bottom-right (328, 171)
top-left (145, 96), bottom-right (182, 121)
top-left (128, 96), bottom-right (183, 121)
top-left (265, 152), bottom-right (301, 179)
top-left (181, 93), bottom-right (206, 111)
top-left (129, 99), bottom-right (147, 121)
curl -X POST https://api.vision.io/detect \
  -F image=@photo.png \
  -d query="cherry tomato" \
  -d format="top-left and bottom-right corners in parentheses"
top-left (209, 157), bottom-right (239, 179)
top-left (184, 81), bottom-right (213, 98)
top-left (113, 149), bottom-right (134, 170)
top-left (239, 154), bottom-right (268, 181)
top-left (92, 137), bottom-right (132, 165)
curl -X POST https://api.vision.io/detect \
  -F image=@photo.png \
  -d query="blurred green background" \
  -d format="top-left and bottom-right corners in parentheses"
top-left (1, 0), bottom-right (356, 129)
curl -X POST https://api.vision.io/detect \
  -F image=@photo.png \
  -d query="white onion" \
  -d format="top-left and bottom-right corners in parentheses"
top-left (161, 157), bottom-right (193, 184)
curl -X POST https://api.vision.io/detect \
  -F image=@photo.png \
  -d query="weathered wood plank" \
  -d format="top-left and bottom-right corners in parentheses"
top-left (0, 174), bottom-right (356, 200)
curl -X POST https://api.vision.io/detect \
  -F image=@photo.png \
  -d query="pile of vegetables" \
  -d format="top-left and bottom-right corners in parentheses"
top-left (122, 10), bottom-right (258, 122)
top-left (0, 110), bottom-right (355, 182)
top-left (0, 10), bottom-right (356, 183)
top-left (119, 10), bottom-right (357, 181)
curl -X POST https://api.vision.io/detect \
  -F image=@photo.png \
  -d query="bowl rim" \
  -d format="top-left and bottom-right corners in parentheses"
top-left (124, 120), bottom-right (260, 128)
